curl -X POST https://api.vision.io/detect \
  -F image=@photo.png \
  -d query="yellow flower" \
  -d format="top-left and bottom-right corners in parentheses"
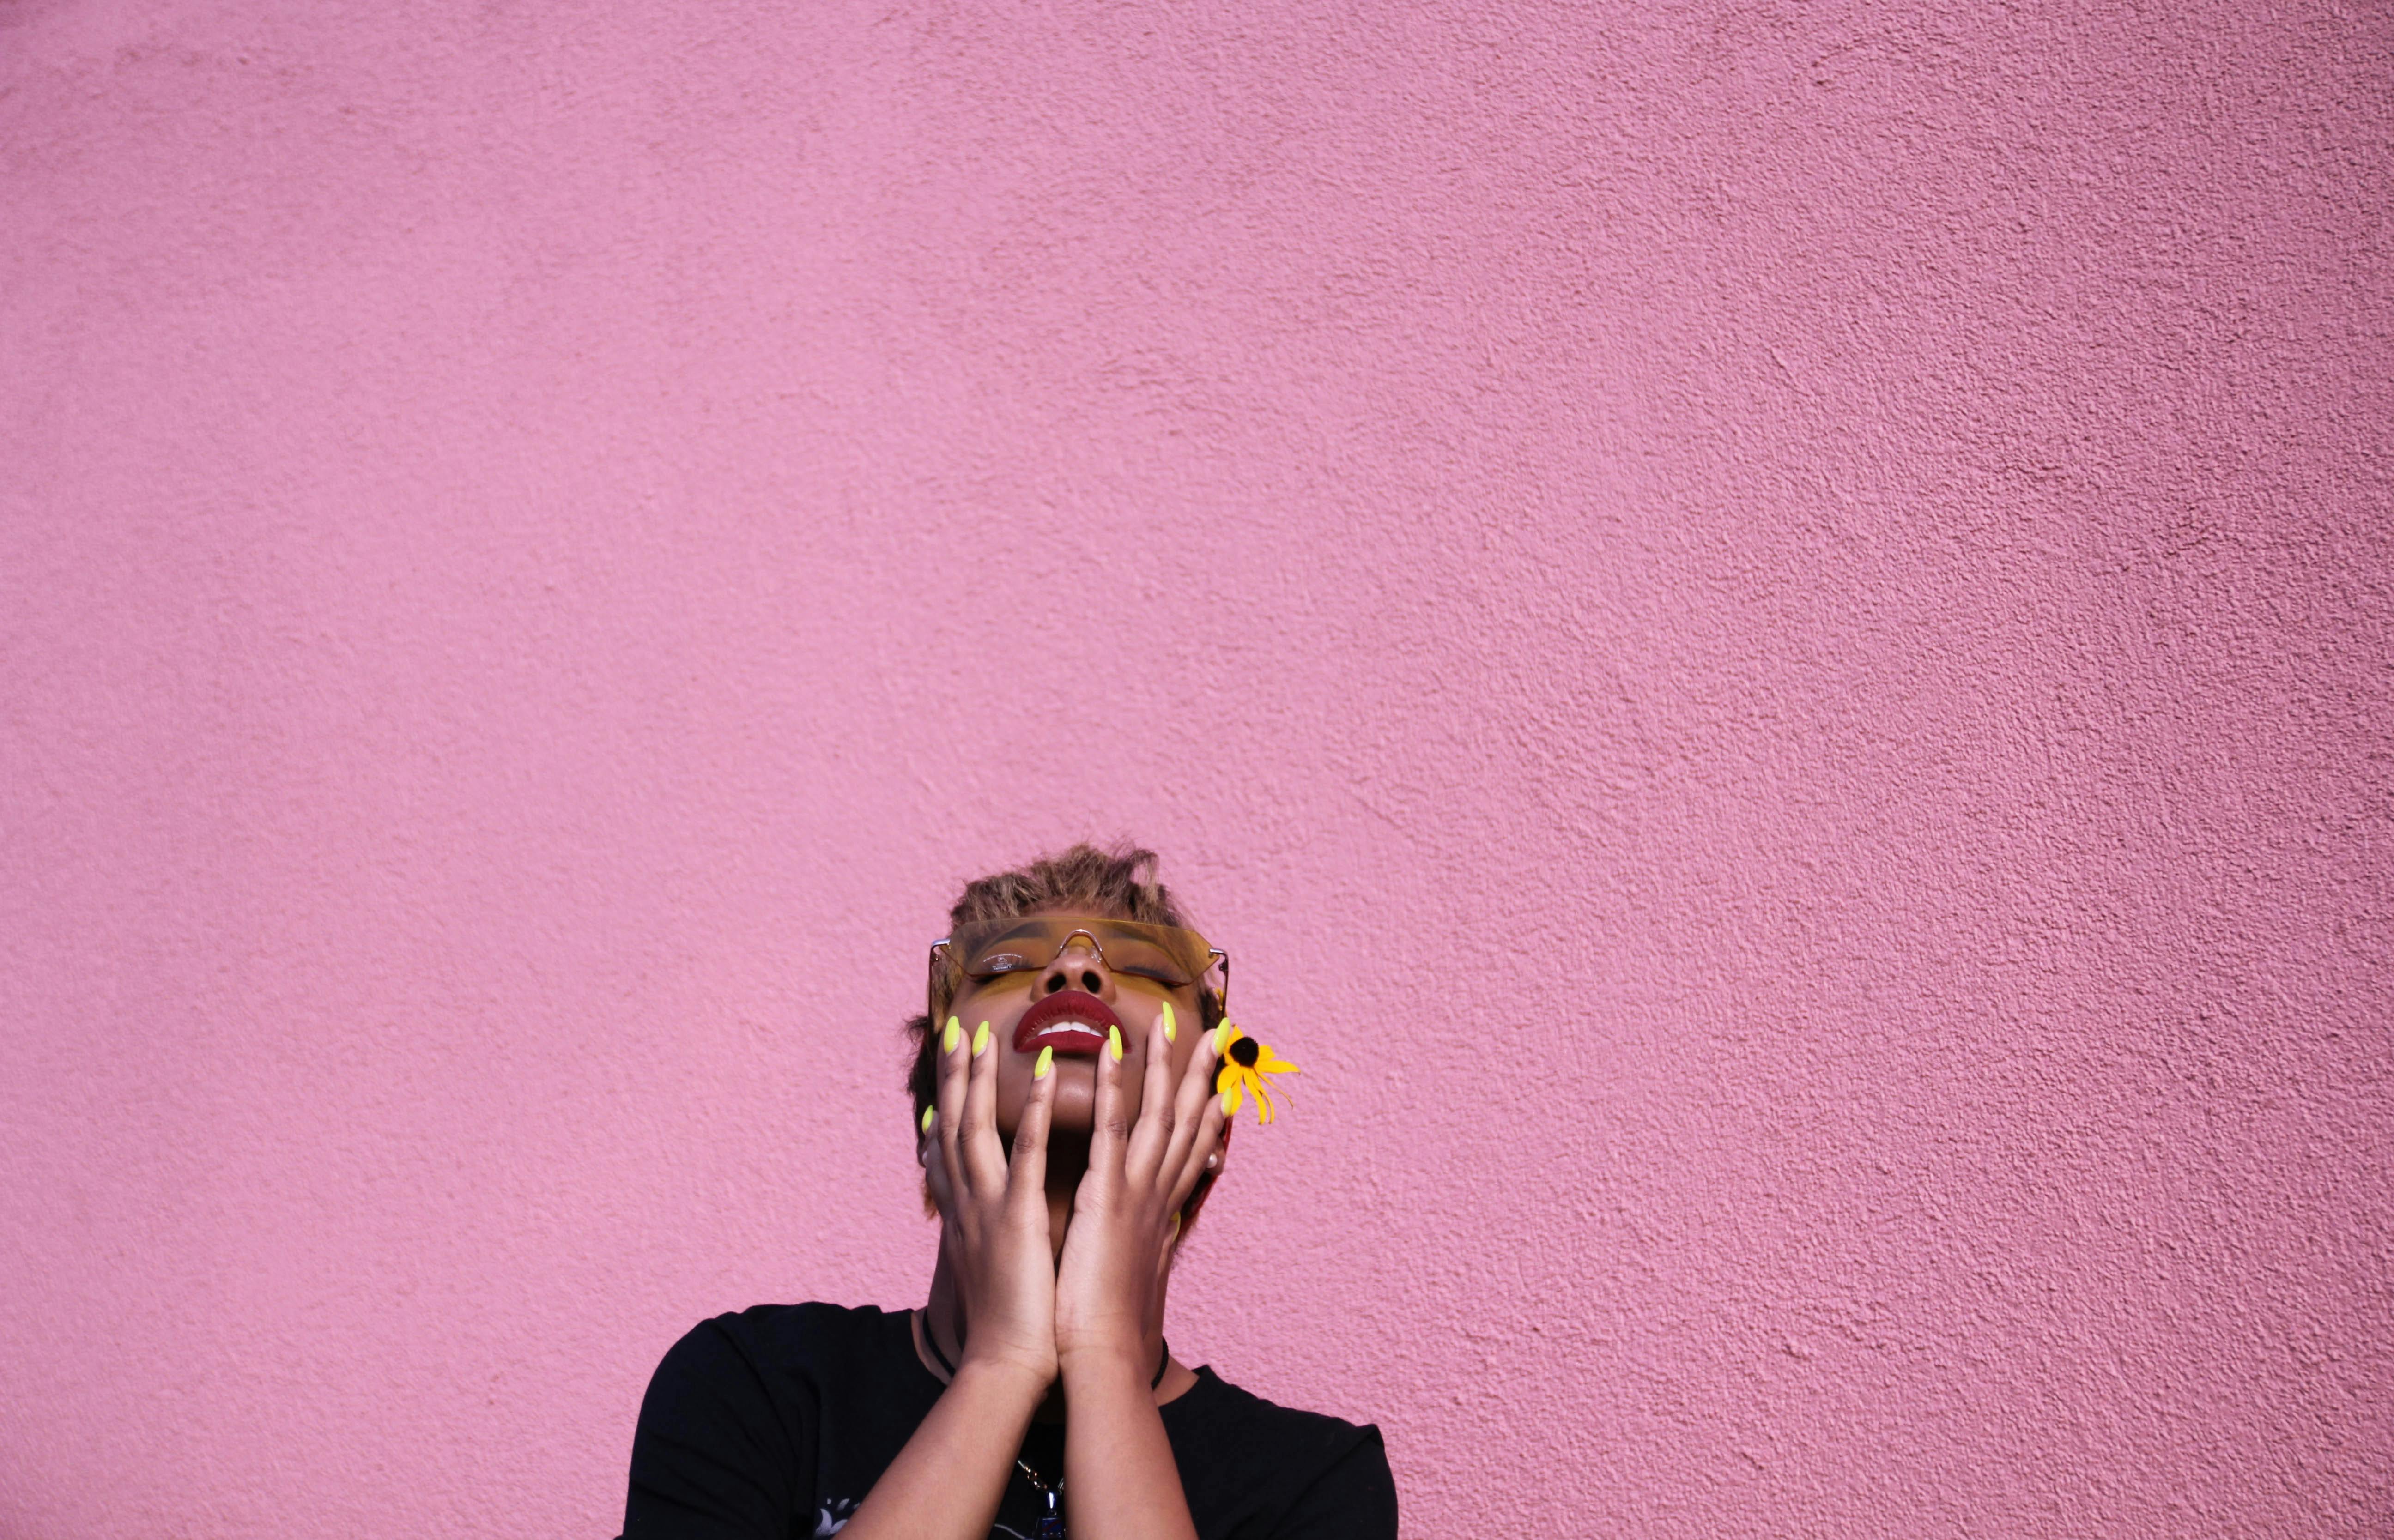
top-left (1213, 1023), bottom-right (1298, 1123)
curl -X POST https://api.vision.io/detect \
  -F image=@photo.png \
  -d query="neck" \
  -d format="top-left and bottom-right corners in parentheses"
top-left (1041, 1129), bottom-right (1089, 1250)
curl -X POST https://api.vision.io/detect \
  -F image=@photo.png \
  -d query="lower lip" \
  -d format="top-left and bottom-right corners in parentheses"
top-left (1015, 1023), bottom-right (1109, 1057)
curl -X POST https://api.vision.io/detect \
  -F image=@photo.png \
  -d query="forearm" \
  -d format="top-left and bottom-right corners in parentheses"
top-left (841, 1362), bottom-right (1047, 1540)
top-left (1060, 1350), bottom-right (1200, 1540)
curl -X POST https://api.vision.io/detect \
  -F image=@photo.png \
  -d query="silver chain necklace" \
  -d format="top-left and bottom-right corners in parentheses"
top-left (1012, 1458), bottom-right (1066, 1540)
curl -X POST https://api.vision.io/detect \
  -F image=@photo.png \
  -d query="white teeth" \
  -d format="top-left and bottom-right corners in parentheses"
top-left (1035, 1021), bottom-right (1103, 1039)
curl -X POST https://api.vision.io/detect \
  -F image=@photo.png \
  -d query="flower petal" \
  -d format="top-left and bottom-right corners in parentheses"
top-left (1221, 1077), bottom-right (1246, 1116)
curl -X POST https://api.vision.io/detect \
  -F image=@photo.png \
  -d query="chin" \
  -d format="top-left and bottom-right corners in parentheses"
top-left (1045, 1097), bottom-right (1098, 1135)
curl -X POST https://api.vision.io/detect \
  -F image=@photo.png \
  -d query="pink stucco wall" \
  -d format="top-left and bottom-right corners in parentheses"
top-left (5, 2), bottom-right (2389, 1535)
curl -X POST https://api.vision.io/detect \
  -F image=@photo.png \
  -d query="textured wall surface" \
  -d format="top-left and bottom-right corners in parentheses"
top-left (4, 2), bottom-right (2389, 1535)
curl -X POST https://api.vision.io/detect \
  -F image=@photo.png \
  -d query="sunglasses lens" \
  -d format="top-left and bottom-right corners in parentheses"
top-left (946, 918), bottom-right (1210, 989)
top-left (960, 942), bottom-right (1042, 978)
top-left (1091, 922), bottom-right (1200, 986)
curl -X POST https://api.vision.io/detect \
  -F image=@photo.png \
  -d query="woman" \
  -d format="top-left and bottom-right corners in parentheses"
top-left (619, 845), bottom-right (1397, 1539)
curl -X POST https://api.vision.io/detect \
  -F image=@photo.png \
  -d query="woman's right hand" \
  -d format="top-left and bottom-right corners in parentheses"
top-left (841, 1024), bottom-right (1058, 1540)
top-left (921, 1017), bottom-right (1060, 1389)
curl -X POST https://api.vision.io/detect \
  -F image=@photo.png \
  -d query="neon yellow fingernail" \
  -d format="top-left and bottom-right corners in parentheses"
top-left (1108, 1024), bottom-right (1123, 1062)
top-left (1160, 1001), bottom-right (1176, 1043)
top-left (1035, 1045), bottom-right (1054, 1080)
top-left (971, 1020), bottom-right (991, 1057)
top-left (942, 1017), bottom-right (961, 1053)
top-left (920, 1105), bottom-right (935, 1134)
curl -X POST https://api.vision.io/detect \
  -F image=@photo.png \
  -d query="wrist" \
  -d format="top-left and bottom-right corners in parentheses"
top-left (952, 1352), bottom-right (1056, 1401)
top-left (1056, 1336), bottom-right (1158, 1385)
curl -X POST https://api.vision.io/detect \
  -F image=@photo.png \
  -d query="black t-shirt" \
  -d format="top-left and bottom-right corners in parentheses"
top-left (621, 1303), bottom-right (1397, 1540)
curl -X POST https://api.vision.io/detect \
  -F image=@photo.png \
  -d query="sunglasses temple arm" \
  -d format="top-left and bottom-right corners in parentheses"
top-left (926, 939), bottom-right (951, 1016)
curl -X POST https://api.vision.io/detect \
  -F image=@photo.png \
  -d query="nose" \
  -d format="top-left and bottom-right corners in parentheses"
top-left (1039, 935), bottom-right (1112, 1000)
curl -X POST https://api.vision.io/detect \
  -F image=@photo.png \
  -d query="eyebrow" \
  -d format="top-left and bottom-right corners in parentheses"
top-left (978, 918), bottom-right (1058, 947)
top-left (972, 916), bottom-right (1135, 949)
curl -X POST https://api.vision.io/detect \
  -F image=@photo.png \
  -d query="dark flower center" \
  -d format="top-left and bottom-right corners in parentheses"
top-left (1228, 1036), bottom-right (1260, 1068)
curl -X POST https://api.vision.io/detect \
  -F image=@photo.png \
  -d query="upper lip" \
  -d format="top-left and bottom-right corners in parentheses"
top-left (1012, 991), bottom-right (1121, 1055)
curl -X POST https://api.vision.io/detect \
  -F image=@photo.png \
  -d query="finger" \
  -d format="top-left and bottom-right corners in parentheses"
top-left (1165, 1093), bottom-right (1228, 1214)
top-left (1090, 1022), bottom-right (1130, 1172)
top-left (922, 1108), bottom-right (960, 1223)
top-left (1159, 1022), bottom-right (1222, 1181)
top-left (1124, 1012), bottom-right (1176, 1184)
top-left (1008, 1044), bottom-right (1057, 1209)
top-left (962, 1018), bottom-right (1006, 1193)
top-left (935, 1015), bottom-right (970, 1198)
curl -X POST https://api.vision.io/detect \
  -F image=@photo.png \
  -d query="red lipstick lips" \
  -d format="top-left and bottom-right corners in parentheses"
top-left (1012, 991), bottom-right (1120, 1057)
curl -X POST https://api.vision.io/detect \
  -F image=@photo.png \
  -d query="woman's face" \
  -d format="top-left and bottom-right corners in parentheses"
top-left (947, 909), bottom-right (1213, 1139)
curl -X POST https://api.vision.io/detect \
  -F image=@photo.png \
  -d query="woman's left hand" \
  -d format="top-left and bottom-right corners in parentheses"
top-left (1053, 1014), bottom-right (1226, 1375)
